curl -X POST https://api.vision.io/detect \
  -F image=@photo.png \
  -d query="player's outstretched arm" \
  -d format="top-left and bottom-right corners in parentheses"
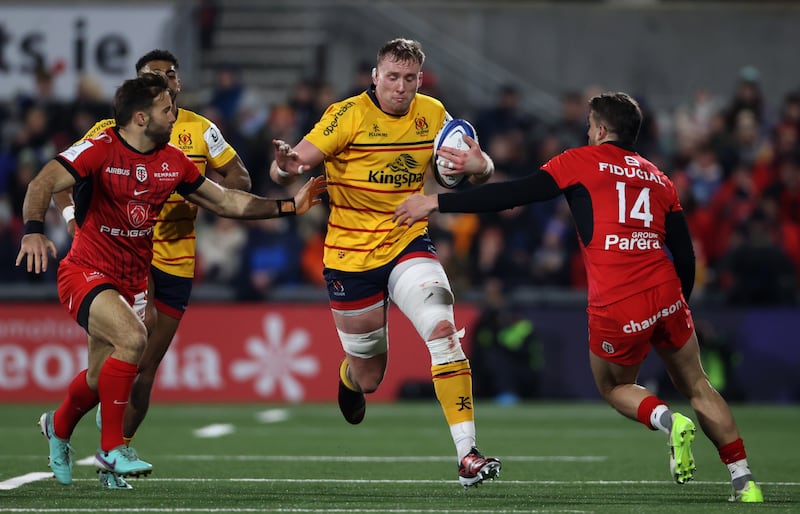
top-left (396, 171), bottom-right (563, 227)
top-left (187, 175), bottom-right (326, 219)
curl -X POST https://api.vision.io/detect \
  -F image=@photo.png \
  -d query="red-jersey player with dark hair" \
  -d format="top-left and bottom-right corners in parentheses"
top-left (394, 92), bottom-right (763, 503)
top-left (17, 73), bottom-right (325, 489)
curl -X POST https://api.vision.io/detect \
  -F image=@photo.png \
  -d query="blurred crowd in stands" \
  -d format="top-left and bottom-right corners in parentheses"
top-left (1, 62), bottom-right (798, 306)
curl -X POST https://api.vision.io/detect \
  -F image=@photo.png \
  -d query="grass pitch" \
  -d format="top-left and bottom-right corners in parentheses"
top-left (1, 402), bottom-right (798, 513)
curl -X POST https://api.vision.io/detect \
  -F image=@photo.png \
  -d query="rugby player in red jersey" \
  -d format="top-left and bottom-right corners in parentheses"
top-left (54, 51), bottom-right (253, 480)
top-left (394, 92), bottom-right (763, 503)
top-left (17, 74), bottom-right (325, 489)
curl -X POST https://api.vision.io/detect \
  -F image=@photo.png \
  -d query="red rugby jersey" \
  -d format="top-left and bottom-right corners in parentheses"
top-left (55, 127), bottom-right (204, 291)
top-left (542, 142), bottom-right (683, 306)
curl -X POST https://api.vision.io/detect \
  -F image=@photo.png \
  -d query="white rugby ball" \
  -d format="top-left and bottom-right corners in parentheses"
top-left (432, 118), bottom-right (477, 189)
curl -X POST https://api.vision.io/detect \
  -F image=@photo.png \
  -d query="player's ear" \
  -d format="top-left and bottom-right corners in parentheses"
top-left (418, 72), bottom-right (423, 89)
top-left (371, 67), bottom-right (377, 81)
top-left (135, 110), bottom-right (147, 126)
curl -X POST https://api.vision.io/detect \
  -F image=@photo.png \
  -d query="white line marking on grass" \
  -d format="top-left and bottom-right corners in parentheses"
top-left (26, 478), bottom-right (800, 486)
top-left (76, 455), bottom-right (95, 465)
top-left (256, 408), bottom-right (289, 423)
top-left (193, 423), bottom-right (235, 438)
top-left (167, 455), bottom-right (607, 462)
top-left (0, 472), bottom-right (53, 490)
top-left (1, 509), bottom-right (591, 513)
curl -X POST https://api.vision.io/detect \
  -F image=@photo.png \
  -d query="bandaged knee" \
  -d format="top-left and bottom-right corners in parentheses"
top-left (389, 258), bottom-right (456, 341)
top-left (337, 327), bottom-right (388, 358)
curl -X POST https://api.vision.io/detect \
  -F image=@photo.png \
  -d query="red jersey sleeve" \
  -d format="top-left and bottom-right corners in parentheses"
top-left (55, 137), bottom-right (109, 181)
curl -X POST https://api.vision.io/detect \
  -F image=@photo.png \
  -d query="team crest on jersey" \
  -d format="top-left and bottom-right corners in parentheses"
top-left (127, 201), bottom-right (150, 227)
top-left (135, 164), bottom-right (147, 182)
top-left (177, 130), bottom-right (192, 148)
top-left (601, 341), bottom-right (616, 354)
top-left (414, 116), bottom-right (430, 136)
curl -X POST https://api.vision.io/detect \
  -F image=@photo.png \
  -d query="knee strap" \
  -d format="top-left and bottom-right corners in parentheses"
top-left (426, 328), bottom-right (466, 365)
top-left (337, 327), bottom-right (388, 358)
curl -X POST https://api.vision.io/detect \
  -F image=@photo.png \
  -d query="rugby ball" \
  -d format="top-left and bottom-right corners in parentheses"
top-left (432, 118), bottom-right (478, 189)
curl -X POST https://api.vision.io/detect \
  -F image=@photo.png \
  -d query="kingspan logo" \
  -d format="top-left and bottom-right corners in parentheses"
top-left (368, 154), bottom-right (425, 188)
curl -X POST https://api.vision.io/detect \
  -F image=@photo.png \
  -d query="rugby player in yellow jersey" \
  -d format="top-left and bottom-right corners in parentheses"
top-left (270, 38), bottom-right (500, 487)
top-left (53, 50), bottom-right (252, 487)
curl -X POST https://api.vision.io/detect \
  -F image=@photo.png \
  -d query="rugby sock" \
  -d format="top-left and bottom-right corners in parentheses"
top-left (54, 369), bottom-right (99, 439)
top-left (98, 357), bottom-right (138, 451)
top-left (637, 395), bottom-right (668, 430)
top-left (719, 437), bottom-right (747, 463)
top-left (339, 359), bottom-right (358, 391)
top-left (432, 360), bottom-right (476, 459)
top-left (719, 438), bottom-right (754, 490)
top-left (650, 404), bottom-right (673, 434)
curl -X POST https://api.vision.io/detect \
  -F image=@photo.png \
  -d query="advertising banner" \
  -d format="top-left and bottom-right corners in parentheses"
top-left (0, 5), bottom-right (174, 100)
top-left (0, 303), bottom-right (479, 403)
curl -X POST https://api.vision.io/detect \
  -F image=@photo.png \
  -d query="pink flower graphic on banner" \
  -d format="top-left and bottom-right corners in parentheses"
top-left (230, 314), bottom-right (319, 402)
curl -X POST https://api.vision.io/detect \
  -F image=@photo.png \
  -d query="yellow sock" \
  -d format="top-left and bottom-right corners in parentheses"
top-left (431, 360), bottom-right (474, 425)
top-left (122, 435), bottom-right (134, 447)
top-left (339, 359), bottom-right (358, 391)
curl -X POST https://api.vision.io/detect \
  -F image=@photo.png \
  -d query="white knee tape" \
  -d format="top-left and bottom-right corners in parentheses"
top-left (389, 258), bottom-right (455, 341)
top-left (426, 328), bottom-right (467, 365)
top-left (337, 327), bottom-right (388, 358)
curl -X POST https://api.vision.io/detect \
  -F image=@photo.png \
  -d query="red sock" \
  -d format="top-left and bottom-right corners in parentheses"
top-left (53, 369), bottom-right (99, 439)
top-left (98, 357), bottom-right (138, 452)
top-left (718, 438), bottom-right (747, 464)
top-left (636, 395), bottom-right (667, 430)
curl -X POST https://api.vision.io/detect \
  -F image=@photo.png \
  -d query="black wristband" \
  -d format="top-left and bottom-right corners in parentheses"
top-left (24, 220), bottom-right (45, 234)
top-left (277, 198), bottom-right (296, 217)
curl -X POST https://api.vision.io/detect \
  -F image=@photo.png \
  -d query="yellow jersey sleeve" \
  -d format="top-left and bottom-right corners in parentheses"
top-left (81, 119), bottom-right (116, 141)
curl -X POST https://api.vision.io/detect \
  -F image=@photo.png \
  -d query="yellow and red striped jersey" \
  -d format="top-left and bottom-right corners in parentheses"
top-left (305, 91), bottom-right (447, 272)
top-left (80, 108), bottom-right (237, 278)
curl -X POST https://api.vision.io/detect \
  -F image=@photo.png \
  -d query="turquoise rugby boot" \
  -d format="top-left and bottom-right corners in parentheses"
top-left (38, 411), bottom-right (74, 485)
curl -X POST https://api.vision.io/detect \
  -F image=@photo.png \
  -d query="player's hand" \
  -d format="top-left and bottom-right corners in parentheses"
top-left (16, 233), bottom-right (58, 274)
top-left (436, 134), bottom-right (487, 177)
top-left (293, 175), bottom-right (327, 214)
top-left (272, 139), bottom-right (304, 176)
top-left (393, 194), bottom-right (438, 226)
